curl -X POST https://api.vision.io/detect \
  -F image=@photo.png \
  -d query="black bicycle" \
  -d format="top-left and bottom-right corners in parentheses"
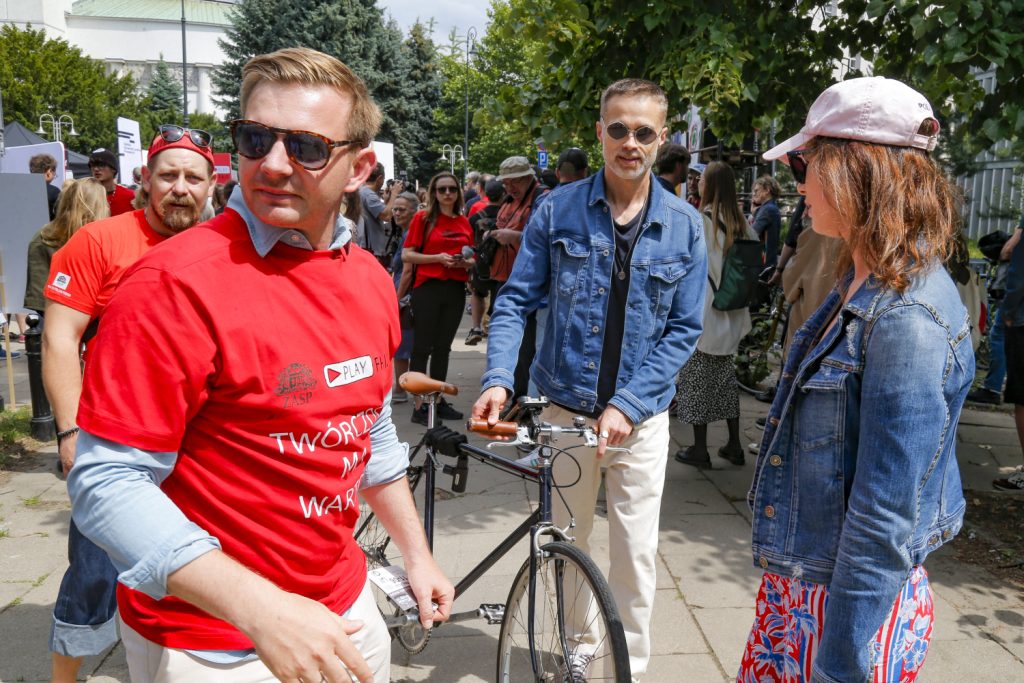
top-left (355, 372), bottom-right (631, 682)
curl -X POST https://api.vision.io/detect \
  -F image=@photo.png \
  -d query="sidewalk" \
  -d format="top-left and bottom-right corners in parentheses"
top-left (0, 324), bottom-right (1022, 682)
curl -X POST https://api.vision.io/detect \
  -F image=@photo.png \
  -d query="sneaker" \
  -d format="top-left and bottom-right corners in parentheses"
top-left (437, 399), bottom-right (464, 421)
top-left (465, 327), bottom-right (484, 346)
top-left (674, 447), bottom-right (712, 469)
top-left (562, 651), bottom-right (594, 681)
top-left (0, 348), bottom-right (21, 359)
top-left (392, 389), bottom-right (409, 404)
top-left (993, 466), bottom-right (1024, 491)
top-left (411, 405), bottom-right (428, 425)
top-left (967, 387), bottom-right (1002, 405)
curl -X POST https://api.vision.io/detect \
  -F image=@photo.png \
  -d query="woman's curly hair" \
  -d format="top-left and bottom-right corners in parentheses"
top-left (806, 136), bottom-right (962, 293)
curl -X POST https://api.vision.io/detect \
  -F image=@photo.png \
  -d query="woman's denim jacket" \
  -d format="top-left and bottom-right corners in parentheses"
top-left (748, 264), bottom-right (972, 683)
top-left (481, 171), bottom-right (707, 423)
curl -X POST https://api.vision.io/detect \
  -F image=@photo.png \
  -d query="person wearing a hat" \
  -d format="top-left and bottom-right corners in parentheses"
top-left (555, 147), bottom-right (589, 185)
top-left (486, 155), bottom-right (549, 398)
top-left (739, 77), bottom-right (969, 683)
top-left (89, 147), bottom-right (136, 216)
top-left (42, 124), bottom-right (217, 683)
top-left (685, 161), bottom-right (705, 209)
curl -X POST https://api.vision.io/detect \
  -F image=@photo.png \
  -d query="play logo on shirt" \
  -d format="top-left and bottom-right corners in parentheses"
top-left (323, 356), bottom-right (374, 388)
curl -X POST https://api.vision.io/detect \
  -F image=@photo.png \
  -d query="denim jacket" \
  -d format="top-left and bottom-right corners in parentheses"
top-left (482, 170), bottom-right (706, 423)
top-left (748, 263), bottom-right (972, 682)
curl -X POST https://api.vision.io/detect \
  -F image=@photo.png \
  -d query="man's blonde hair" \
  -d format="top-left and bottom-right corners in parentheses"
top-left (240, 47), bottom-right (382, 144)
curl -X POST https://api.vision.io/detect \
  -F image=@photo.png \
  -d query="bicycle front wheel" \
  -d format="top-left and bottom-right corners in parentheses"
top-left (496, 541), bottom-right (630, 683)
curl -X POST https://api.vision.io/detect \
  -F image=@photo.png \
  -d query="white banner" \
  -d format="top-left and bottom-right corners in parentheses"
top-left (116, 116), bottom-right (143, 183)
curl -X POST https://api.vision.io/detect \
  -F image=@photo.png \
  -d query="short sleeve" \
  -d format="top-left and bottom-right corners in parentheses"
top-left (405, 211), bottom-right (426, 250)
top-left (44, 230), bottom-right (106, 317)
top-left (360, 186), bottom-right (386, 219)
top-left (77, 265), bottom-right (217, 452)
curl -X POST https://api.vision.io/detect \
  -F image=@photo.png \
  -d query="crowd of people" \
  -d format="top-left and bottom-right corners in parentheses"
top-left (6, 40), bottom-right (1022, 683)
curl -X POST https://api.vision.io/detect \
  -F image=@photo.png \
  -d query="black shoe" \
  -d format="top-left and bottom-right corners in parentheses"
top-left (437, 400), bottom-right (464, 421)
top-left (967, 387), bottom-right (1002, 405)
top-left (465, 327), bottom-right (484, 346)
top-left (674, 447), bottom-right (712, 469)
top-left (753, 386), bottom-right (775, 404)
top-left (411, 405), bottom-right (428, 425)
top-left (755, 416), bottom-right (767, 428)
top-left (717, 445), bottom-right (745, 467)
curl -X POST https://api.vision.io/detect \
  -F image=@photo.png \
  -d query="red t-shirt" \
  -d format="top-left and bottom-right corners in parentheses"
top-left (44, 209), bottom-right (166, 320)
top-left (405, 210), bottom-right (473, 288)
top-left (108, 185), bottom-right (136, 216)
top-left (467, 200), bottom-right (488, 217)
top-left (77, 210), bottom-right (399, 650)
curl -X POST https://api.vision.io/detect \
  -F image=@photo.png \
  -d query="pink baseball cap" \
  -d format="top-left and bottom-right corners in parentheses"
top-left (763, 77), bottom-right (940, 161)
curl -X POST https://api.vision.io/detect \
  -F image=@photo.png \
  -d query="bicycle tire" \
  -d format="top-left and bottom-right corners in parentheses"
top-left (496, 541), bottom-right (630, 683)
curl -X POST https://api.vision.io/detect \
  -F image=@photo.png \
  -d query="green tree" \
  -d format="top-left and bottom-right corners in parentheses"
top-left (212, 0), bottom-right (438, 173)
top-left (0, 24), bottom-right (148, 154)
top-left (147, 55), bottom-right (181, 113)
top-left (402, 20), bottom-right (443, 182)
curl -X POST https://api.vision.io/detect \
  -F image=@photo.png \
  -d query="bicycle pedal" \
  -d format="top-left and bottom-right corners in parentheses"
top-left (479, 603), bottom-right (505, 625)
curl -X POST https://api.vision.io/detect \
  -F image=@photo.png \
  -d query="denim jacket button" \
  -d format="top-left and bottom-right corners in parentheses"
top-left (598, 287), bottom-right (606, 295)
top-left (941, 528), bottom-right (952, 540)
top-left (592, 325), bottom-right (599, 333)
top-left (769, 416), bottom-right (780, 426)
top-left (758, 556), bottom-right (769, 569)
top-left (927, 534), bottom-right (940, 546)
top-left (769, 454), bottom-right (782, 466)
top-left (603, 249), bottom-right (610, 257)
top-left (588, 362), bottom-right (596, 369)
top-left (764, 505), bottom-right (776, 518)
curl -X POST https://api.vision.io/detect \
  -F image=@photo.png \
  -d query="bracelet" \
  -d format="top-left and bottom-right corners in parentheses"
top-left (56, 426), bottom-right (80, 444)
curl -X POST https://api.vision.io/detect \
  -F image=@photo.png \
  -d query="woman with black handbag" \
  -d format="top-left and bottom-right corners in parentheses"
top-left (401, 172), bottom-right (474, 424)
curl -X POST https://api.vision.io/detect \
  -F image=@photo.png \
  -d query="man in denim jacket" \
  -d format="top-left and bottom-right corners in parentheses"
top-left (473, 79), bottom-right (706, 680)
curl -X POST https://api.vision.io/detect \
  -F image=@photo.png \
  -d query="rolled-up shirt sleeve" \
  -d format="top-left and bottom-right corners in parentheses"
top-left (360, 391), bottom-right (410, 489)
top-left (67, 429), bottom-right (220, 600)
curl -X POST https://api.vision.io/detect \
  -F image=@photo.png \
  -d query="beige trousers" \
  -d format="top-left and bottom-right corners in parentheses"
top-left (121, 581), bottom-right (390, 683)
top-left (545, 404), bottom-right (670, 681)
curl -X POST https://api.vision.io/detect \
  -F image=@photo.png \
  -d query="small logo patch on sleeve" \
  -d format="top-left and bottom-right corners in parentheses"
top-left (51, 272), bottom-right (72, 290)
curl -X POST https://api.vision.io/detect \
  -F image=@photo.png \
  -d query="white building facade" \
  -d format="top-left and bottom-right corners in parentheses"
top-left (1, 0), bottom-right (235, 117)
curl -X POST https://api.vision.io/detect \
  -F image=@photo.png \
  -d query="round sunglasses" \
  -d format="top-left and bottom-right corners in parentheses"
top-left (603, 120), bottom-right (660, 145)
top-left (230, 119), bottom-right (365, 170)
top-left (159, 124), bottom-right (212, 148)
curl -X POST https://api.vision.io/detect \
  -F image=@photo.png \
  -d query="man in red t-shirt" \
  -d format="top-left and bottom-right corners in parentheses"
top-left (43, 128), bottom-right (216, 683)
top-left (68, 47), bottom-right (452, 683)
top-left (88, 148), bottom-right (136, 216)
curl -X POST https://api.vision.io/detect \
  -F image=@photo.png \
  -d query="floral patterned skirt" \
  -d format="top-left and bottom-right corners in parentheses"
top-left (738, 566), bottom-right (933, 682)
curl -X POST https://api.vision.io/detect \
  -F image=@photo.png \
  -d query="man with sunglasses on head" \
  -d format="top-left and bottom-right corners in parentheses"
top-left (89, 148), bottom-right (136, 216)
top-left (67, 47), bottom-right (452, 683)
top-left (473, 79), bottom-right (706, 681)
top-left (42, 124), bottom-right (216, 683)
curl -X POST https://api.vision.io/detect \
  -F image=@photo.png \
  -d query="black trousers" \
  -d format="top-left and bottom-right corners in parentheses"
top-left (411, 278), bottom-right (466, 382)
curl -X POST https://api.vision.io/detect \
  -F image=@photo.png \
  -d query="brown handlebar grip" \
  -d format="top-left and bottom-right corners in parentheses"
top-left (465, 418), bottom-right (518, 436)
top-left (399, 371), bottom-right (459, 396)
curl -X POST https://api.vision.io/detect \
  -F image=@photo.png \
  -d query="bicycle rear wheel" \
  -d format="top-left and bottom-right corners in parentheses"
top-left (496, 541), bottom-right (630, 683)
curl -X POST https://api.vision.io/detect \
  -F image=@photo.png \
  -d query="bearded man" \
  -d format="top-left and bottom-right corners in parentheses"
top-left (42, 125), bottom-right (216, 683)
top-left (472, 79), bottom-right (706, 681)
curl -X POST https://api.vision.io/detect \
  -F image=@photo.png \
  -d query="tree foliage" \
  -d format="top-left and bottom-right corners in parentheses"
top-left (148, 55), bottom-right (181, 113)
top-left (475, 0), bottom-right (1022, 167)
top-left (0, 24), bottom-right (148, 154)
top-left (212, 0), bottom-right (442, 177)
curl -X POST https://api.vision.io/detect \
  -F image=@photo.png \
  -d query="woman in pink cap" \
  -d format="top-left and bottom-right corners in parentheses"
top-left (738, 77), bottom-right (972, 682)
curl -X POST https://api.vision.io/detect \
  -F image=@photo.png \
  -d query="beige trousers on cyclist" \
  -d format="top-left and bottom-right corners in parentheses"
top-left (120, 581), bottom-right (390, 683)
top-left (545, 404), bottom-right (670, 681)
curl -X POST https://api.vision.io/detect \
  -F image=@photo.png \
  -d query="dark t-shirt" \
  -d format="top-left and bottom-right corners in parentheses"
top-left (46, 183), bottom-right (61, 221)
top-left (784, 196), bottom-right (807, 250)
top-left (594, 192), bottom-right (649, 414)
top-left (752, 199), bottom-right (781, 268)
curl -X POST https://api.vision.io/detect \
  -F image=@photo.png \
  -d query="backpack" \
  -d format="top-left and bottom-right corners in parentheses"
top-left (472, 210), bottom-right (500, 281)
top-left (707, 215), bottom-right (763, 311)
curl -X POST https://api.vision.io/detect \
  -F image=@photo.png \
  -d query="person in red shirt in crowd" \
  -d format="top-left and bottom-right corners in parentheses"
top-left (42, 127), bottom-right (216, 683)
top-left (88, 148), bottom-right (136, 216)
top-left (67, 47), bottom-right (452, 683)
top-left (402, 171), bottom-right (475, 425)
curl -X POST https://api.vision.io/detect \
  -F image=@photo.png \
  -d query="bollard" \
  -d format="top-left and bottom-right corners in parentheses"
top-left (25, 314), bottom-right (56, 442)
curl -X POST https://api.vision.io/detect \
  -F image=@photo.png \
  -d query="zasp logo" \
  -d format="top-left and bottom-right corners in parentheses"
top-left (323, 356), bottom-right (374, 388)
top-left (52, 272), bottom-right (72, 290)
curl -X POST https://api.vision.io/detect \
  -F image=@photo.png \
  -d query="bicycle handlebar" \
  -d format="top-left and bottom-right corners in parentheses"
top-left (465, 418), bottom-right (518, 437)
top-left (399, 372), bottom-right (459, 397)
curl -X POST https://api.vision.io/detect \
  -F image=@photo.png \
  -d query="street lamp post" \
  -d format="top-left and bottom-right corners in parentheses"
top-left (440, 144), bottom-right (464, 175)
top-left (463, 26), bottom-right (477, 186)
top-left (180, 0), bottom-right (189, 125)
top-left (36, 113), bottom-right (79, 143)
